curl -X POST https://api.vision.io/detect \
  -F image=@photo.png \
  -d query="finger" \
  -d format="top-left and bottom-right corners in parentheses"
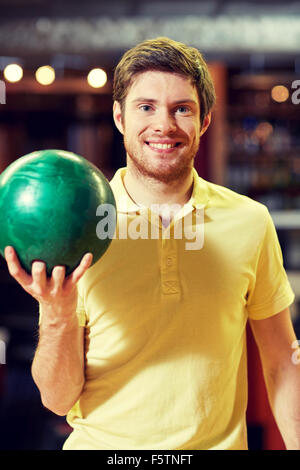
top-left (4, 246), bottom-right (31, 286)
top-left (31, 261), bottom-right (47, 291)
top-left (66, 253), bottom-right (93, 287)
top-left (51, 265), bottom-right (66, 291)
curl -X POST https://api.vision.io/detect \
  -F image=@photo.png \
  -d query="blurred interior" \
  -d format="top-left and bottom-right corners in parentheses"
top-left (0, 0), bottom-right (300, 450)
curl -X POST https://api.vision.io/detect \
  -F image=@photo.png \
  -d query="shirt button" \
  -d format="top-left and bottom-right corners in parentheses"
top-left (166, 257), bottom-right (173, 267)
top-left (162, 280), bottom-right (179, 294)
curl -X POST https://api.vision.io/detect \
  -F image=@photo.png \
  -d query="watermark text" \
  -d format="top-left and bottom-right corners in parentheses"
top-left (0, 80), bottom-right (6, 104)
top-left (291, 340), bottom-right (300, 365)
top-left (291, 80), bottom-right (300, 105)
top-left (0, 340), bottom-right (6, 365)
top-left (96, 201), bottom-right (205, 250)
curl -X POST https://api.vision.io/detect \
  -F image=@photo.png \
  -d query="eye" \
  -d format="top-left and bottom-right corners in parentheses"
top-left (176, 106), bottom-right (190, 114)
top-left (139, 104), bottom-right (152, 112)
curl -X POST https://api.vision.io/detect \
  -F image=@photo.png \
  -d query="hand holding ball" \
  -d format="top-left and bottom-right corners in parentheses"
top-left (0, 150), bottom-right (116, 277)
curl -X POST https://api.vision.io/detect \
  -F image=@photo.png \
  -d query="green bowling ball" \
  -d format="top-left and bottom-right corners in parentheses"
top-left (0, 149), bottom-right (116, 277)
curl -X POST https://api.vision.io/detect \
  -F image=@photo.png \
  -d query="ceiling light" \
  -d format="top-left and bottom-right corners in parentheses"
top-left (87, 68), bottom-right (107, 88)
top-left (3, 63), bottom-right (23, 83)
top-left (271, 85), bottom-right (289, 103)
top-left (35, 65), bottom-right (55, 85)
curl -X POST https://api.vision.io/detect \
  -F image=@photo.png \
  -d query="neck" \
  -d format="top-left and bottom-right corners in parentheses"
top-left (123, 161), bottom-right (194, 208)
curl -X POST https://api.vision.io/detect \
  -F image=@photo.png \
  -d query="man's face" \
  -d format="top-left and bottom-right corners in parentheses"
top-left (113, 70), bottom-right (211, 183)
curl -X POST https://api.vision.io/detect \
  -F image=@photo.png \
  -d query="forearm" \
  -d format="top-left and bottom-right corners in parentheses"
top-left (264, 360), bottom-right (300, 450)
top-left (32, 308), bottom-right (85, 416)
top-left (4, 247), bottom-right (92, 416)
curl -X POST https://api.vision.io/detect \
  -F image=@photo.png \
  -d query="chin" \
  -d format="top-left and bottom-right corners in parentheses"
top-left (127, 150), bottom-right (194, 183)
top-left (146, 164), bottom-right (192, 183)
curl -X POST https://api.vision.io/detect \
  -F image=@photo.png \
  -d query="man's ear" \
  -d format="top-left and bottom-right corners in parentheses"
top-left (113, 101), bottom-right (124, 135)
top-left (200, 112), bottom-right (212, 137)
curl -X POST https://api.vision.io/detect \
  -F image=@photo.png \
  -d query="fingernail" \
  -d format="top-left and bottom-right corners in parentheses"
top-left (5, 246), bottom-right (13, 256)
top-left (34, 261), bottom-right (45, 270)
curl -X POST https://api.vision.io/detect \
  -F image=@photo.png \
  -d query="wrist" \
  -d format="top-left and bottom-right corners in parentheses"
top-left (39, 301), bottom-right (78, 329)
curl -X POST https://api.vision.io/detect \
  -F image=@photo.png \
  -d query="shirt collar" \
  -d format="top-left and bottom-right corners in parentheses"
top-left (189, 167), bottom-right (209, 210)
top-left (109, 168), bottom-right (140, 213)
top-left (109, 167), bottom-right (209, 214)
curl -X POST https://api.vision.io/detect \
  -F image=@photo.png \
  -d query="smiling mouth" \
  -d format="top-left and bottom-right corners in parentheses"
top-left (146, 142), bottom-right (181, 149)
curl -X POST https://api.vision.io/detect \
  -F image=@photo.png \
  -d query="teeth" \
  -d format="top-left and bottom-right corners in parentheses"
top-left (148, 143), bottom-right (176, 149)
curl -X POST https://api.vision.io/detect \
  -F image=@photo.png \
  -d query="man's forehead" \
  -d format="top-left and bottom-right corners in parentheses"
top-left (127, 70), bottom-right (199, 102)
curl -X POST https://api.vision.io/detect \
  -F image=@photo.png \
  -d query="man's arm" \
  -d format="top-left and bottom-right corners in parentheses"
top-left (5, 246), bottom-right (92, 416)
top-left (31, 308), bottom-right (85, 416)
top-left (250, 307), bottom-right (300, 449)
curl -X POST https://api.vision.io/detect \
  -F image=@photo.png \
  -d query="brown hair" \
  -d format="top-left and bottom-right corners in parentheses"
top-left (113, 36), bottom-right (216, 126)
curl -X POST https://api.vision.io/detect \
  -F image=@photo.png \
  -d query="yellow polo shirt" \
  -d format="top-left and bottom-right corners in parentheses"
top-left (63, 167), bottom-right (295, 450)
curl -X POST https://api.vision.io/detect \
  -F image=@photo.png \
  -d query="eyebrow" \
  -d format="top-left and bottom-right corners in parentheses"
top-left (132, 97), bottom-right (198, 106)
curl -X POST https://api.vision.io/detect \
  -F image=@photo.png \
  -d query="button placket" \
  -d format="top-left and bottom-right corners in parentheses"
top-left (160, 238), bottom-right (180, 296)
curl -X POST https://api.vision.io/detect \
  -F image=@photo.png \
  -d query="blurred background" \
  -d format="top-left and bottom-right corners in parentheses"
top-left (0, 0), bottom-right (300, 450)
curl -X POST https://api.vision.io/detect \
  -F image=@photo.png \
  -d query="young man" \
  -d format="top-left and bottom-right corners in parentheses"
top-left (4, 37), bottom-right (299, 450)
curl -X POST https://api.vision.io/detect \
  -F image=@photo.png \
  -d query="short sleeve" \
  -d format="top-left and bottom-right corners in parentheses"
top-left (246, 207), bottom-right (295, 320)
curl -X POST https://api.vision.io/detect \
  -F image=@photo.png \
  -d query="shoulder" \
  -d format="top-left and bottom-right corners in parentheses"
top-left (202, 179), bottom-right (272, 237)
top-left (205, 179), bottom-right (269, 218)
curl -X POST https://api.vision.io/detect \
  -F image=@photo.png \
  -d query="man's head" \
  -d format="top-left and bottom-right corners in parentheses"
top-left (113, 36), bottom-right (216, 129)
top-left (112, 37), bottom-right (216, 184)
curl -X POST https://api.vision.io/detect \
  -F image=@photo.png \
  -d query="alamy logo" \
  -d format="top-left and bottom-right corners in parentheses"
top-left (291, 80), bottom-right (300, 105)
top-left (0, 80), bottom-right (6, 104)
top-left (95, 201), bottom-right (205, 251)
top-left (291, 340), bottom-right (300, 365)
top-left (0, 340), bottom-right (6, 365)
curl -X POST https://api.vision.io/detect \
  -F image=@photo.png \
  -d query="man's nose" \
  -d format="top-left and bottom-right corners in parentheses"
top-left (153, 110), bottom-right (177, 134)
